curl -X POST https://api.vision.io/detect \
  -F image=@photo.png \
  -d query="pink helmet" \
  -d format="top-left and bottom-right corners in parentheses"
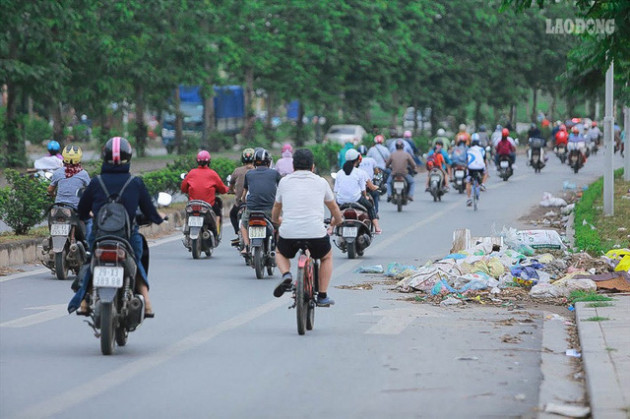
top-left (282, 143), bottom-right (293, 153)
top-left (197, 150), bottom-right (211, 166)
top-left (374, 135), bottom-right (384, 144)
top-left (403, 130), bottom-right (412, 138)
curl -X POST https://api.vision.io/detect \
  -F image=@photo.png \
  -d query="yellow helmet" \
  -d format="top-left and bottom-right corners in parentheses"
top-left (62, 144), bottom-right (83, 164)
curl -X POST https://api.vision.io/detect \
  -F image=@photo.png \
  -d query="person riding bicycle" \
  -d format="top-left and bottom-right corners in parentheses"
top-left (181, 150), bottom-right (229, 243)
top-left (34, 140), bottom-right (64, 170)
top-left (240, 148), bottom-right (281, 256)
top-left (69, 137), bottom-right (165, 317)
top-left (275, 143), bottom-right (294, 176)
top-left (228, 148), bottom-right (255, 240)
top-left (271, 149), bottom-right (343, 306)
top-left (495, 128), bottom-right (516, 166)
top-left (47, 144), bottom-right (92, 242)
top-left (386, 139), bottom-right (416, 202)
top-left (466, 136), bottom-right (488, 207)
top-left (425, 139), bottom-right (451, 190)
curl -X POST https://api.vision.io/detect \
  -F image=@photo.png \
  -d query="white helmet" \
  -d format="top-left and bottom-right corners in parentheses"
top-left (459, 124), bottom-right (466, 131)
top-left (437, 128), bottom-right (446, 136)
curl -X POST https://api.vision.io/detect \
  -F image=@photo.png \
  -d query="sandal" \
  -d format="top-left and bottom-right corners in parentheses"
top-left (374, 229), bottom-right (382, 235)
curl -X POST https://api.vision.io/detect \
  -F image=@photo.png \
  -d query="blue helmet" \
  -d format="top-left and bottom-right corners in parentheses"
top-left (471, 133), bottom-right (480, 145)
top-left (47, 140), bottom-right (61, 154)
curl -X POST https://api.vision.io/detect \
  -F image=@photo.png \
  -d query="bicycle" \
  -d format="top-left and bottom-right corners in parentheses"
top-left (471, 171), bottom-right (482, 211)
top-left (291, 242), bottom-right (320, 335)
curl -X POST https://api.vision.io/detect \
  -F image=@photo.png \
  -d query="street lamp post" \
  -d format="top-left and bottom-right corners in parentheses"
top-left (603, 61), bottom-right (614, 216)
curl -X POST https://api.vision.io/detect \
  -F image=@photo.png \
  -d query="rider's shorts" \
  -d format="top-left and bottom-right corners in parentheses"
top-left (277, 236), bottom-right (331, 259)
top-left (466, 168), bottom-right (485, 183)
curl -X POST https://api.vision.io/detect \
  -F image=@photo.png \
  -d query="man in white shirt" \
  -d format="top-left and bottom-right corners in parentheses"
top-left (271, 149), bottom-right (342, 306)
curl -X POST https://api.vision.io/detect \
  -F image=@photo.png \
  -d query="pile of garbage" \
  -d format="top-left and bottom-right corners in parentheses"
top-left (526, 191), bottom-right (576, 230)
top-left (387, 227), bottom-right (630, 304)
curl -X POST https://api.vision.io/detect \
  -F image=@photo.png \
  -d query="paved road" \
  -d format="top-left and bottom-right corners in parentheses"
top-left (0, 150), bottom-right (625, 418)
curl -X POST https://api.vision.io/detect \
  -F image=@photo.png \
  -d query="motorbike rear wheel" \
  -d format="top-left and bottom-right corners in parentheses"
top-left (347, 242), bottom-right (357, 259)
top-left (254, 247), bottom-right (265, 279)
top-left (115, 321), bottom-right (128, 347)
top-left (397, 199), bottom-right (403, 212)
top-left (100, 301), bottom-right (116, 356)
top-left (55, 249), bottom-right (68, 280)
top-left (266, 264), bottom-right (274, 276)
top-left (191, 238), bottom-right (201, 259)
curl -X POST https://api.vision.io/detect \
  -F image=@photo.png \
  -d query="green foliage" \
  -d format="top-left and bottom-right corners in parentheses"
top-left (569, 290), bottom-right (612, 303)
top-left (306, 143), bottom-right (342, 172)
top-left (0, 169), bottom-right (52, 234)
top-left (584, 316), bottom-right (610, 322)
top-left (141, 169), bottom-right (181, 197)
top-left (24, 116), bottom-right (53, 145)
top-left (211, 158), bottom-right (238, 182)
top-left (587, 302), bottom-right (613, 308)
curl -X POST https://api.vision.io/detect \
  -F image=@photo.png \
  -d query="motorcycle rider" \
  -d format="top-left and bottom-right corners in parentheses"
top-left (555, 124), bottom-right (568, 151)
top-left (275, 143), bottom-right (294, 176)
top-left (47, 144), bottom-right (92, 242)
top-left (477, 125), bottom-right (490, 148)
top-left (386, 139), bottom-right (417, 202)
top-left (495, 128), bottom-right (516, 166)
top-left (466, 136), bottom-right (488, 207)
top-left (338, 141), bottom-right (357, 169)
top-left (357, 145), bottom-right (382, 214)
top-left (450, 136), bottom-right (468, 170)
top-left (455, 124), bottom-right (471, 147)
top-left (425, 139), bottom-right (451, 190)
top-left (335, 149), bottom-right (382, 233)
top-left (181, 150), bottom-right (229, 244)
top-left (568, 126), bottom-right (587, 164)
top-left (228, 148), bottom-right (256, 240)
top-left (239, 148), bottom-right (281, 256)
top-left (271, 148), bottom-right (343, 306)
top-left (527, 123), bottom-right (547, 164)
top-left (34, 140), bottom-right (64, 170)
top-left (587, 121), bottom-right (601, 145)
top-left (69, 137), bottom-right (165, 317)
top-left (432, 128), bottom-right (452, 150)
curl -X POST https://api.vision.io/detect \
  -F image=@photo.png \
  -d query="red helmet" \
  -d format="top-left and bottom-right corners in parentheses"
top-left (501, 128), bottom-right (510, 137)
top-left (426, 160), bottom-right (435, 170)
top-left (374, 135), bottom-right (384, 144)
top-left (591, 121), bottom-right (597, 127)
top-left (197, 150), bottom-right (211, 166)
top-left (560, 124), bottom-right (567, 132)
top-left (556, 131), bottom-right (568, 141)
top-left (571, 126), bottom-right (579, 133)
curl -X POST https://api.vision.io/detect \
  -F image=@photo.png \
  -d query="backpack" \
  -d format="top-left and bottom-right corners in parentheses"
top-left (94, 175), bottom-right (135, 240)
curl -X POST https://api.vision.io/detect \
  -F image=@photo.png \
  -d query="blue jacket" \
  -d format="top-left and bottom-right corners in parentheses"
top-left (78, 162), bottom-right (163, 228)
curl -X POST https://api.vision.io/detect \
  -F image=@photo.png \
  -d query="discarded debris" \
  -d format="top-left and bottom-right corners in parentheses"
top-left (565, 349), bottom-right (581, 358)
top-left (355, 264), bottom-right (384, 274)
top-left (544, 403), bottom-right (590, 418)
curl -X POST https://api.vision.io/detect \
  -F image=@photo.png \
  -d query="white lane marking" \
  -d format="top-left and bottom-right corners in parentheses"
top-left (358, 307), bottom-right (445, 335)
top-left (0, 268), bottom-right (49, 283)
top-left (14, 298), bottom-right (286, 419)
top-left (0, 304), bottom-right (67, 328)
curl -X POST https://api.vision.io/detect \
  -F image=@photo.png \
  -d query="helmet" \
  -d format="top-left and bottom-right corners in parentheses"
top-left (197, 150), bottom-right (211, 166)
top-left (592, 121), bottom-right (597, 127)
top-left (403, 130), bottom-right (412, 138)
top-left (374, 135), bottom-right (384, 144)
top-left (426, 160), bottom-right (435, 170)
top-left (471, 133), bottom-right (480, 145)
top-left (572, 126), bottom-right (579, 133)
top-left (47, 140), bottom-right (61, 154)
top-left (241, 147), bottom-right (255, 164)
top-left (479, 125), bottom-right (487, 132)
top-left (102, 137), bottom-right (132, 165)
top-left (459, 124), bottom-right (466, 131)
top-left (560, 124), bottom-right (567, 132)
top-left (345, 148), bottom-right (360, 161)
top-left (395, 139), bottom-right (404, 150)
top-left (495, 125), bottom-right (502, 131)
top-left (437, 128), bottom-right (446, 136)
top-left (253, 148), bottom-right (271, 167)
top-left (557, 131), bottom-right (568, 141)
top-left (555, 120), bottom-right (562, 126)
top-left (501, 128), bottom-right (510, 137)
top-left (62, 144), bottom-right (83, 164)
top-left (530, 123), bottom-right (537, 130)
top-left (357, 145), bottom-right (368, 156)
top-left (282, 143), bottom-right (293, 153)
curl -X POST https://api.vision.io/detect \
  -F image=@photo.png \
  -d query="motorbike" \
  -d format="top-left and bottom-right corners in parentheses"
top-left (427, 168), bottom-right (445, 202)
top-left (568, 148), bottom-right (584, 174)
top-left (84, 192), bottom-right (172, 355)
top-left (391, 172), bottom-right (410, 211)
top-left (41, 203), bottom-right (88, 280)
top-left (497, 155), bottom-right (513, 181)
top-left (245, 211), bottom-right (276, 279)
top-left (183, 199), bottom-right (222, 259)
top-left (452, 165), bottom-right (466, 194)
top-left (555, 144), bottom-right (568, 164)
top-left (528, 138), bottom-right (546, 174)
top-left (332, 202), bottom-right (373, 259)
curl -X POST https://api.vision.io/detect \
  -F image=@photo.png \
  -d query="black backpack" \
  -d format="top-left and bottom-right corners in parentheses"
top-left (94, 175), bottom-right (135, 240)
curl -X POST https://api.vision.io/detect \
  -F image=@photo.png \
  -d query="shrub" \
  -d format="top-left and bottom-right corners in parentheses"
top-left (24, 115), bottom-right (53, 144)
top-left (211, 157), bottom-right (238, 181)
top-left (141, 169), bottom-right (181, 197)
top-left (0, 169), bottom-right (52, 234)
top-left (306, 143), bottom-right (342, 172)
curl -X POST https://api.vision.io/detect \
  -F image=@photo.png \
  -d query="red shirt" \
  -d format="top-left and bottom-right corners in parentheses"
top-left (555, 131), bottom-right (568, 145)
top-left (181, 166), bottom-right (228, 205)
top-left (496, 139), bottom-right (515, 156)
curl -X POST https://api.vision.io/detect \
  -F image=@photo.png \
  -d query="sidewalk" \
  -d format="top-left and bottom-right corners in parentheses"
top-left (575, 295), bottom-right (630, 418)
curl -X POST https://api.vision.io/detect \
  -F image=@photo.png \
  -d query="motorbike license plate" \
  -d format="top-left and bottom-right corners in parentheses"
top-left (342, 226), bottom-right (358, 237)
top-left (500, 161), bottom-right (509, 168)
top-left (93, 266), bottom-right (124, 288)
top-left (393, 181), bottom-right (405, 189)
top-left (188, 216), bottom-right (204, 227)
top-left (430, 175), bottom-right (441, 182)
top-left (249, 226), bottom-right (266, 239)
top-left (455, 170), bottom-right (464, 177)
top-left (50, 223), bottom-right (70, 236)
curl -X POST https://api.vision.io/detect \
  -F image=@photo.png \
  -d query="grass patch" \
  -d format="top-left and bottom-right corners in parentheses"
top-left (569, 290), bottom-right (613, 303)
top-left (586, 302), bottom-right (614, 308)
top-left (605, 347), bottom-right (617, 352)
top-left (584, 316), bottom-right (610, 322)
top-left (574, 168), bottom-right (629, 255)
top-left (0, 226), bottom-right (49, 244)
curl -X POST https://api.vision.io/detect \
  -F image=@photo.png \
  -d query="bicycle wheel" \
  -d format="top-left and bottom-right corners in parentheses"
top-left (473, 182), bottom-right (479, 211)
top-left (296, 266), bottom-right (307, 335)
top-left (306, 263), bottom-right (316, 331)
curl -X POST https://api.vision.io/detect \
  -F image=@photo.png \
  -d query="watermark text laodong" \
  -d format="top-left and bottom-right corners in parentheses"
top-left (546, 18), bottom-right (615, 35)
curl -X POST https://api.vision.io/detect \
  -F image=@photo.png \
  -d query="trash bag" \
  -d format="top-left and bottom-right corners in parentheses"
top-left (604, 249), bottom-right (630, 272)
top-left (355, 265), bottom-right (384, 274)
top-left (431, 279), bottom-right (457, 295)
top-left (385, 262), bottom-right (417, 278)
top-left (540, 192), bottom-right (568, 207)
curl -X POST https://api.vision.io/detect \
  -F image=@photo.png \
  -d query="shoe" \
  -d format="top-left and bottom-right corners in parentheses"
top-left (144, 311), bottom-right (155, 318)
top-left (466, 199), bottom-right (472, 207)
top-left (386, 196), bottom-right (392, 202)
top-left (425, 187), bottom-right (430, 192)
top-left (480, 184), bottom-right (486, 191)
top-left (316, 295), bottom-right (335, 307)
top-left (76, 300), bottom-right (90, 316)
top-left (407, 196), bottom-right (413, 201)
top-left (273, 276), bottom-right (293, 298)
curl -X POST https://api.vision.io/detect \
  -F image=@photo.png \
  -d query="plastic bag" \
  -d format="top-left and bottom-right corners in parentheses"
top-left (385, 262), bottom-right (417, 277)
top-left (604, 249), bottom-right (630, 272)
top-left (514, 229), bottom-right (566, 250)
top-left (431, 279), bottom-right (457, 295)
top-left (540, 192), bottom-right (568, 207)
top-left (355, 265), bottom-right (384, 274)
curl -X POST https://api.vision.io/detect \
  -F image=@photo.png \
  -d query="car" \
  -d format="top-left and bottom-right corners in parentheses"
top-left (323, 124), bottom-right (367, 145)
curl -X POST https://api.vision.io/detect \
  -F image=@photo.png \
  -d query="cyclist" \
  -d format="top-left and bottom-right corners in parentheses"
top-left (466, 135), bottom-right (488, 207)
top-left (239, 148), bottom-right (281, 256)
top-left (228, 148), bottom-right (255, 240)
top-left (271, 149), bottom-right (342, 306)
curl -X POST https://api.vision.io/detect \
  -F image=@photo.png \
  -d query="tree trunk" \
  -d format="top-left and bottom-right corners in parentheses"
top-left (567, 95), bottom-right (576, 119)
top-left (51, 102), bottom-right (65, 143)
top-left (531, 87), bottom-right (538, 123)
top-left (134, 83), bottom-right (147, 157)
top-left (550, 91), bottom-right (557, 122)
top-left (295, 100), bottom-right (306, 146)
top-left (430, 104), bottom-right (438, 136)
top-left (202, 90), bottom-right (215, 151)
top-left (245, 67), bottom-right (254, 119)
top-left (4, 82), bottom-right (25, 168)
top-left (391, 91), bottom-right (399, 128)
top-left (174, 86), bottom-right (184, 154)
top-left (474, 101), bottom-right (482, 131)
